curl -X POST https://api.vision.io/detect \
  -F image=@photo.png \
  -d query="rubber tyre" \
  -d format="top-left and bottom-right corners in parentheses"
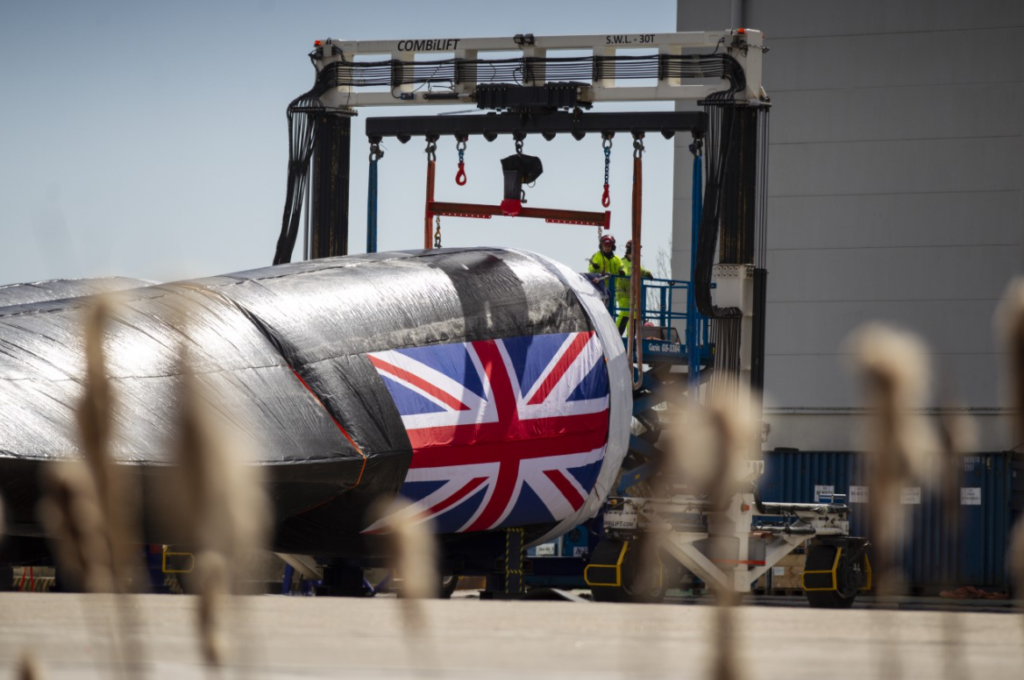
top-left (802, 542), bottom-right (861, 609)
top-left (440, 574), bottom-right (459, 599)
top-left (804, 589), bottom-right (856, 609)
top-left (0, 566), bottom-right (12, 592)
top-left (589, 540), bottom-right (667, 604)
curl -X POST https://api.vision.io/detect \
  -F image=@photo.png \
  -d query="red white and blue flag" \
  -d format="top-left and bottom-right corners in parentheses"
top-left (364, 331), bottom-right (609, 534)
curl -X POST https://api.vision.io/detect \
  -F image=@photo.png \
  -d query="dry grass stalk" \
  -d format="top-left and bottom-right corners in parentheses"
top-left (997, 280), bottom-right (1024, 623)
top-left (73, 297), bottom-right (147, 678)
top-left (37, 461), bottom-right (114, 593)
top-left (938, 408), bottom-right (976, 680)
top-left (1010, 521), bottom-right (1024, 617)
top-left (848, 324), bottom-right (936, 680)
top-left (194, 551), bottom-right (229, 666)
top-left (996, 279), bottom-right (1024, 446)
top-left (38, 298), bottom-right (138, 595)
top-left (670, 392), bottom-right (756, 511)
top-left (370, 497), bottom-right (440, 672)
top-left (17, 652), bottom-right (43, 680)
top-left (75, 296), bottom-right (143, 592)
top-left (670, 392), bottom-right (756, 680)
top-left (167, 345), bottom-right (269, 666)
top-left (848, 324), bottom-right (934, 598)
top-left (372, 497), bottom-right (439, 600)
top-left (711, 595), bottom-right (740, 680)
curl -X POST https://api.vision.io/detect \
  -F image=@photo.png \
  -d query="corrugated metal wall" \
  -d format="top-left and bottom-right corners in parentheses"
top-left (673, 0), bottom-right (1024, 451)
top-left (758, 449), bottom-right (1024, 591)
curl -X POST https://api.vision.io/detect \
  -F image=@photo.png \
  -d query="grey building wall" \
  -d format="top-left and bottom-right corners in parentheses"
top-left (672, 0), bottom-right (1023, 450)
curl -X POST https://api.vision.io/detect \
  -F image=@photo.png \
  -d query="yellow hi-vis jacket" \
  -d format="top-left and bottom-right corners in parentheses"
top-left (588, 251), bottom-right (622, 276)
top-left (615, 259), bottom-right (652, 306)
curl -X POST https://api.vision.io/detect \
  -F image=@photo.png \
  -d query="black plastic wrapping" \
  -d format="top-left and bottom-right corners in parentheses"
top-left (0, 277), bottom-right (150, 310)
top-left (0, 248), bottom-right (596, 556)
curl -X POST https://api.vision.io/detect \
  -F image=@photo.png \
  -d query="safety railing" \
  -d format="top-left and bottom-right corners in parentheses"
top-left (602, 275), bottom-right (711, 352)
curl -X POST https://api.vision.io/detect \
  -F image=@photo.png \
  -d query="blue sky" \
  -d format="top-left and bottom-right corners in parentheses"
top-left (0, 0), bottom-right (681, 285)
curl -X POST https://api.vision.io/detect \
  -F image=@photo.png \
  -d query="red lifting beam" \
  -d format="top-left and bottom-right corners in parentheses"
top-left (428, 201), bottom-right (611, 228)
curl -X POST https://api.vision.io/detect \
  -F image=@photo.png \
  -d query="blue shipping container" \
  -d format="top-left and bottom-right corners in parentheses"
top-left (758, 449), bottom-right (1024, 592)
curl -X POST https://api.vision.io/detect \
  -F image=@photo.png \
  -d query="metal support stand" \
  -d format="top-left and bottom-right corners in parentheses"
top-left (316, 563), bottom-right (371, 597)
top-left (366, 146), bottom-right (380, 253)
top-left (480, 527), bottom-right (527, 599)
top-left (311, 112), bottom-right (352, 258)
top-left (602, 491), bottom-right (852, 596)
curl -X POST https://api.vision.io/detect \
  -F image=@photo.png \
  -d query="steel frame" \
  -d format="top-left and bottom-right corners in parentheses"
top-left (429, 202), bottom-right (609, 228)
top-left (313, 29), bottom-right (765, 109)
top-left (333, 33), bottom-right (783, 600)
top-left (365, 110), bottom-right (707, 143)
top-left (604, 491), bottom-right (851, 593)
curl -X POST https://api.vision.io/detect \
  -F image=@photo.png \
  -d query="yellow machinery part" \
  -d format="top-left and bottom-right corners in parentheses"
top-left (801, 547), bottom-right (872, 592)
top-left (162, 547), bottom-right (195, 574)
top-left (801, 547), bottom-right (842, 591)
top-left (584, 540), bottom-right (629, 588)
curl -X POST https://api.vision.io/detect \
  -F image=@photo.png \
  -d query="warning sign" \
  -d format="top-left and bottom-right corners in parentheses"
top-left (814, 485), bottom-right (835, 502)
top-left (849, 486), bottom-right (869, 504)
top-left (960, 487), bottom-right (982, 506)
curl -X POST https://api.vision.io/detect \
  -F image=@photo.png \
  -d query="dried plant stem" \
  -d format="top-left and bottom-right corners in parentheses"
top-left (17, 652), bottom-right (43, 680)
top-left (711, 591), bottom-right (740, 680)
top-left (998, 280), bottom-right (1024, 634)
top-left (371, 498), bottom-right (440, 675)
top-left (1010, 521), bottom-right (1024, 636)
top-left (670, 395), bottom-right (755, 680)
top-left (939, 409), bottom-right (974, 680)
top-left (38, 464), bottom-right (113, 594)
top-left (850, 324), bottom-right (935, 680)
top-left (195, 551), bottom-right (228, 666)
top-left (167, 343), bottom-right (269, 668)
top-left (72, 298), bottom-right (149, 679)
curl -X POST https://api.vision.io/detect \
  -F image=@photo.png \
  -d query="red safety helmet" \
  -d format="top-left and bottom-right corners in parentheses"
top-left (600, 235), bottom-right (616, 249)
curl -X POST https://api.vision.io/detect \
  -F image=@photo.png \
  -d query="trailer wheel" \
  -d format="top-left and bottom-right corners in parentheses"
top-left (804, 589), bottom-right (856, 609)
top-left (440, 574), bottom-right (459, 599)
top-left (587, 539), bottom-right (667, 604)
top-left (802, 541), bottom-right (868, 609)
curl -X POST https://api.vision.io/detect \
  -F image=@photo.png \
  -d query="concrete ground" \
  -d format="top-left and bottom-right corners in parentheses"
top-left (0, 592), bottom-right (1022, 679)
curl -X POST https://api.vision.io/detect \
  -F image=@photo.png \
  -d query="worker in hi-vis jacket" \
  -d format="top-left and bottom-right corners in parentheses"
top-left (588, 234), bottom-right (622, 276)
top-left (615, 239), bottom-right (653, 333)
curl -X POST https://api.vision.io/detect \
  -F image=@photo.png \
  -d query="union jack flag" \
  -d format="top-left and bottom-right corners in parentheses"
top-left (364, 331), bottom-right (609, 534)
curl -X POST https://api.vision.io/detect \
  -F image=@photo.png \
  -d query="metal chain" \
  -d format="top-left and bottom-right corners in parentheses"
top-left (633, 135), bottom-right (645, 159)
top-left (515, 139), bottom-right (524, 155)
top-left (425, 139), bottom-right (437, 162)
top-left (601, 136), bottom-right (612, 208)
top-left (455, 139), bottom-right (467, 185)
top-left (604, 140), bottom-right (612, 184)
top-left (434, 215), bottom-right (442, 248)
